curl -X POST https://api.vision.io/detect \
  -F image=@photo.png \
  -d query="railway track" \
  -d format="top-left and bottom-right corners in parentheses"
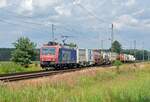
top-left (0, 61), bottom-right (144, 82)
top-left (0, 68), bottom-right (83, 82)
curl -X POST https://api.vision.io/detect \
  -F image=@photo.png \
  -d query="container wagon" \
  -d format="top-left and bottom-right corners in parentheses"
top-left (76, 49), bottom-right (87, 67)
top-left (118, 54), bottom-right (124, 62)
top-left (101, 51), bottom-right (111, 64)
top-left (126, 54), bottom-right (136, 62)
top-left (129, 55), bottom-right (136, 62)
top-left (87, 49), bottom-right (95, 66)
top-left (93, 50), bottom-right (103, 65)
top-left (118, 54), bottom-right (128, 62)
top-left (110, 52), bottom-right (118, 63)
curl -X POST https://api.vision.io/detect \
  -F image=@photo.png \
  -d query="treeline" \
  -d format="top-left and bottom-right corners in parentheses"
top-left (0, 48), bottom-right (14, 61)
top-left (0, 48), bottom-right (40, 61)
top-left (0, 48), bottom-right (150, 61)
top-left (122, 49), bottom-right (150, 61)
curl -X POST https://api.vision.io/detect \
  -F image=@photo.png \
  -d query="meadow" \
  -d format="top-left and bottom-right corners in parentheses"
top-left (0, 62), bottom-right (150, 102)
top-left (0, 61), bottom-right (42, 74)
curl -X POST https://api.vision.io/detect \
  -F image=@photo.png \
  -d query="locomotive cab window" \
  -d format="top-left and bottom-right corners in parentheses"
top-left (42, 48), bottom-right (56, 55)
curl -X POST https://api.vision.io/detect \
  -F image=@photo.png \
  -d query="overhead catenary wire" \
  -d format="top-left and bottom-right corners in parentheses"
top-left (0, 7), bottom-right (49, 27)
top-left (0, 18), bottom-right (80, 46)
top-left (72, 0), bottom-right (115, 49)
top-left (0, 2), bottom-right (108, 38)
top-left (0, 7), bottom-right (86, 36)
top-left (0, 7), bottom-right (33, 18)
top-left (0, 18), bottom-right (50, 34)
top-left (0, 18), bottom-right (82, 42)
top-left (0, 7), bottom-right (84, 33)
top-left (73, 0), bottom-right (112, 24)
top-left (0, 1), bottom-right (116, 47)
top-left (73, 0), bottom-right (150, 32)
top-left (72, 0), bottom-right (114, 41)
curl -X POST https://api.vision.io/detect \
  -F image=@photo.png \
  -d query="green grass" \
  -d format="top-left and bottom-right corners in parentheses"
top-left (0, 61), bottom-right (42, 74)
top-left (0, 63), bottom-right (150, 102)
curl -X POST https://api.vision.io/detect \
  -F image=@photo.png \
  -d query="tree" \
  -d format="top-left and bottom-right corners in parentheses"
top-left (11, 37), bottom-right (37, 67)
top-left (68, 43), bottom-right (77, 48)
top-left (0, 48), bottom-right (14, 61)
top-left (122, 49), bottom-right (150, 61)
top-left (65, 43), bottom-right (77, 48)
top-left (111, 40), bottom-right (122, 54)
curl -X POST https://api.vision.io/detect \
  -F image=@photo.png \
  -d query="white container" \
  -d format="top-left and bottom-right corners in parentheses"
top-left (110, 52), bottom-right (118, 62)
top-left (101, 51), bottom-right (111, 64)
top-left (87, 49), bottom-right (94, 65)
top-left (76, 49), bottom-right (95, 66)
top-left (76, 49), bottom-right (87, 66)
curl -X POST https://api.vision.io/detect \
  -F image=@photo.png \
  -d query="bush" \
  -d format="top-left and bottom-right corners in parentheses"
top-left (11, 37), bottom-right (37, 67)
top-left (0, 62), bottom-right (42, 74)
top-left (113, 60), bottom-right (123, 73)
top-left (0, 62), bottom-right (25, 74)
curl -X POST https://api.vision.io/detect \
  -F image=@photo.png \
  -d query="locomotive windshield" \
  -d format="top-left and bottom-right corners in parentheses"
top-left (42, 47), bottom-right (56, 55)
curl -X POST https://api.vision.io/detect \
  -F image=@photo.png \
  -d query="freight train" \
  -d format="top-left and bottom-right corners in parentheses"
top-left (40, 42), bottom-right (136, 70)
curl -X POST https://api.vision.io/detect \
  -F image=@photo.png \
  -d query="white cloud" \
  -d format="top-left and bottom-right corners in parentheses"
top-left (55, 5), bottom-right (72, 17)
top-left (18, 0), bottom-right (33, 15)
top-left (17, 0), bottom-right (62, 15)
top-left (1, 0), bottom-right (150, 49)
top-left (114, 15), bottom-right (139, 29)
top-left (111, 0), bottom-right (122, 5)
top-left (114, 14), bottom-right (150, 30)
top-left (125, 0), bottom-right (136, 6)
top-left (132, 9), bottom-right (145, 16)
top-left (22, 0), bottom-right (33, 11)
top-left (33, 0), bottom-right (59, 9)
top-left (73, 0), bottom-right (81, 5)
top-left (0, 0), bottom-right (7, 8)
top-left (141, 19), bottom-right (150, 28)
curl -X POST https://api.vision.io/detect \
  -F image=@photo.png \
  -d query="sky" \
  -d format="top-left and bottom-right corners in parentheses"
top-left (0, 0), bottom-right (150, 50)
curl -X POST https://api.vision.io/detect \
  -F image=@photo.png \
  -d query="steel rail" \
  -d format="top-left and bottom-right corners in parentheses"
top-left (0, 61), bottom-right (144, 82)
top-left (0, 68), bottom-right (82, 82)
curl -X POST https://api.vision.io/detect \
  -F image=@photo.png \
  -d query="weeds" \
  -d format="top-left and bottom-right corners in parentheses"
top-left (0, 61), bottom-right (41, 74)
top-left (0, 62), bottom-right (150, 102)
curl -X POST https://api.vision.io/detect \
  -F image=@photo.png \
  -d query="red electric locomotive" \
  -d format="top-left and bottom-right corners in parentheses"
top-left (40, 42), bottom-right (77, 70)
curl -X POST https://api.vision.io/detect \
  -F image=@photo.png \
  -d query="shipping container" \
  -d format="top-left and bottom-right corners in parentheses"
top-left (101, 51), bottom-right (111, 64)
top-left (119, 54), bottom-right (129, 62)
top-left (128, 55), bottom-right (135, 62)
top-left (76, 49), bottom-right (87, 66)
top-left (87, 49), bottom-right (95, 65)
top-left (125, 54), bottom-right (129, 62)
top-left (118, 54), bottom-right (123, 61)
top-left (93, 50), bottom-right (103, 65)
top-left (110, 52), bottom-right (118, 62)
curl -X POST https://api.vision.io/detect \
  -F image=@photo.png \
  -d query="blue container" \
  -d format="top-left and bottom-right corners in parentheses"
top-left (58, 48), bottom-right (77, 64)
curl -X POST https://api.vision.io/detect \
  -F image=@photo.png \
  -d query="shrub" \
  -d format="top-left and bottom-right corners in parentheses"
top-left (113, 60), bottom-right (123, 74)
top-left (11, 37), bottom-right (37, 67)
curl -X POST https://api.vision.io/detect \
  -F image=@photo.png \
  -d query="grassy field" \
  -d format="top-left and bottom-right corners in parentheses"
top-left (0, 61), bottom-right (42, 74)
top-left (0, 62), bottom-right (150, 102)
